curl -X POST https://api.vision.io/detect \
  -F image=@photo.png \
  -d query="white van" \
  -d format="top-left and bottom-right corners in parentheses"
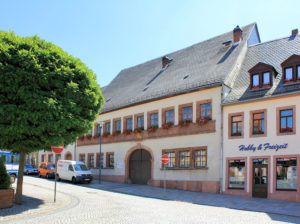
top-left (56, 160), bottom-right (93, 184)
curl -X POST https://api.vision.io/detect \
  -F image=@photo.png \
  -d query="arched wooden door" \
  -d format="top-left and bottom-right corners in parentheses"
top-left (129, 149), bottom-right (151, 184)
top-left (65, 153), bottom-right (72, 160)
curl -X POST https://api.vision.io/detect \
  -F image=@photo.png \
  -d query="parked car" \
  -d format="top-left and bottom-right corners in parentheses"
top-left (38, 162), bottom-right (56, 178)
top-left (24, 164), bottom-right (38, 175)
top-left (56, 160), bottom-right (93, 184)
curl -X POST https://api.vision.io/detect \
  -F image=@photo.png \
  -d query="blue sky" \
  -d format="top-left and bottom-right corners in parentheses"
top-left (1, 0), bottom-right (299, 87)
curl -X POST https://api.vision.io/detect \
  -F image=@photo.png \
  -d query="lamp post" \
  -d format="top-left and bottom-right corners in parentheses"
top-left (98, 121), bottom-right (104, 184)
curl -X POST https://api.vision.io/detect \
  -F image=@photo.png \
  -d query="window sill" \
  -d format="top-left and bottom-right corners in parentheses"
top-left (250, 86), bottom-right (271, 92)
top-left (275, 189), bottom-right (297, 191)
top-left (160, 167), bottom-right (208, 170)
top-left (228, 187), bottom-right (245, 190)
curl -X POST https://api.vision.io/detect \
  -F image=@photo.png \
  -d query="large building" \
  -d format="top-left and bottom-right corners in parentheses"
top-left (222, 29), bottom-right (300, 202)
top-left (75, 23), bottom-right (260, 193)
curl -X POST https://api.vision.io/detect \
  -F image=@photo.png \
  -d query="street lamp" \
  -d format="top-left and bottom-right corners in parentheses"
top-left (98, 121), bottom-right (104, 184)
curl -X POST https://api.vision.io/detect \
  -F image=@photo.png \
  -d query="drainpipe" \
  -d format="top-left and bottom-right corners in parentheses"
top-left (219, 84), bottom-right (225, 194)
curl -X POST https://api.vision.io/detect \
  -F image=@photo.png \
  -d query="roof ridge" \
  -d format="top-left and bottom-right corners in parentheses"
top-left (120, 22), bottom-right (257, 72)
top-left (249, 34), bottom-right (299, 48)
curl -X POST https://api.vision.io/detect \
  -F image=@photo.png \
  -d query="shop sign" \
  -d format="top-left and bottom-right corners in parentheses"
top-left (239, 143), bottom-right (288, 152)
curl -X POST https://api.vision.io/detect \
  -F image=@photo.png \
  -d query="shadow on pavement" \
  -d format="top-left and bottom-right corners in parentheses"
top-left (0, 195), bottom-right (44, 217)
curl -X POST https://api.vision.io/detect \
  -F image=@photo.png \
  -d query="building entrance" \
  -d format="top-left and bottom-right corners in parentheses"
top-left (129, 149), bottom-right (151, 185)
top-left (252, 158), bottom-right (268, 198)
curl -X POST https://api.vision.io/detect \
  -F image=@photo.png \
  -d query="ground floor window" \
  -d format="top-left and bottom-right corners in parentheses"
top-left (106, 152), bottom-right (114, 168)
top-left (194, 149), bottom-right (207, 167)
top-left (179, 151), bottom-right (190, 168)
top-left (276, 158), bottom-right (297, 190)
top-left (228, 159), bottom-right (245, 189)
top-left (164, 152), bottom-right (176, 168)
top-left (79, 154), bottom-right (85, 163)
top-left (88, 154), bottom-right (95, 168)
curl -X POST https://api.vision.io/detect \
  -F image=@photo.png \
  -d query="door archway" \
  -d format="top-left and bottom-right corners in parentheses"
top-left (65, 152), bottom-right (72, 160)
top-left (129, 149), bottom-right (152, 185)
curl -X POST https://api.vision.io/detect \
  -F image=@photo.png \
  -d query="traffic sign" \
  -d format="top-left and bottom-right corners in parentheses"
top-left (51, 144), bottom-right (64, 154)
top-left (161, 154), bottom-right (169, 164)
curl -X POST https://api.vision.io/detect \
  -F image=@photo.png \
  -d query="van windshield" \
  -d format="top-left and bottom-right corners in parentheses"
top-left (47, 164), bottom-right (55, 169)
top-left (26, 165), bottom-right (33, 168)
top-left (74, 164), bottom-right (88, 171)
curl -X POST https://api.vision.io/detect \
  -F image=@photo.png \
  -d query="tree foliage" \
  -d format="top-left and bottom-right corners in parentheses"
top-left (0, 31), bottom-right (104, 151)
top-left (0, 31), bottom-right (104, 203)
top-left (0, 156), bottom-right (10, 189)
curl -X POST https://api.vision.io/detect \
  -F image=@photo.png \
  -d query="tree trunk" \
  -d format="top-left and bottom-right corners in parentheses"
top-left (15, 150), bottom-right (26, 204)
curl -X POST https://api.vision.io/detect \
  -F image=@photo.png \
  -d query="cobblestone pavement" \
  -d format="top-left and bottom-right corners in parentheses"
top-left (87, 180), bottom-right (300, 217)
top-left (1, 176), bottom-right (300, 224)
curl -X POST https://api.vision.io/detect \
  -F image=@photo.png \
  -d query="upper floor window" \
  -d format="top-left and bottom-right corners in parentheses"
top-left (115, 120), bottom-right (121, 132)
top-left (182, 106), bottom-right (192, 121)
top-left (200, 103), bottom-right (211, 119)
top-left (280, 109), bottom-right (293, 133)
top-left (249, 62), bottom-right (275, 89)
top-left (253, 112), bottom-right (264, 135)
top-left (150, 113), bottom-right (158, 126)
top-left (231, 115), bottom-right (243, 137)
top-left (165, 109), bottom-right (174, 124)
top-left (137, 115), bottom-right (144, 128)
top-left (126, 118), bottom-right (133, 130)
top-left (281, 54), bottom-right (300, 83)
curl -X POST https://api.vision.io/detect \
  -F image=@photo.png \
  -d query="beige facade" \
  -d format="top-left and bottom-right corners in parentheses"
top-left (77, 86), bottom-right (223, 193)
top-left (223, 94), bottom-right (300, 201)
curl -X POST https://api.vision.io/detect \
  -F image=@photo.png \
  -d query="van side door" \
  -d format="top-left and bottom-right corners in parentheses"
top-left (67, 165), bottom-right (74, 181)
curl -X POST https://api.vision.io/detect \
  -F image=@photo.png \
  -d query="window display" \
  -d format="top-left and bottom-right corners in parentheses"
top-left (276, 158), bottom-right (297, 190)
top-left (229, 160), bottom-right (245, 189)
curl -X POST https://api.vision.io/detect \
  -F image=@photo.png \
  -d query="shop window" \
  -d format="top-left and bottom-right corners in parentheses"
top-left (182, 106), bottom-right (192, 121)
top-left (88, 154), bottom-right (95, 168)
top-left (150, 113), bottom-right (158, 126)
top-left (276, 158), bottom-right (297, 190)
top-left (164, 152), bottom-right (176, 168)
top-left (137, 115), bottom-right (144, 128)
top-left (115, 120), bottom-right (121, 132)
top-left (165, 109), bottom-right (174, 125)
top-left (179, 151), bottom-right (190, 168)
top-left (126, 118), bottom-right (133, 130)
top-left (253, 112), bottom-right (264, 135)
top-left (228, 160), bottom-right (245, 189)
top-left (280, 109), bottom-right (293, 133)
top-left (231, 115), bottom-right (243, 137)
top-left (106, 152), bottom-right (114, 168)
top-left (194, 149), bottom-right (207, 167)
top-left (79, 154), bottom-right (85, 163)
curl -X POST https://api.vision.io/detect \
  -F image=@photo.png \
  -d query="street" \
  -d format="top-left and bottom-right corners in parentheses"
top-left (1, 176), bottom-right (300, 224)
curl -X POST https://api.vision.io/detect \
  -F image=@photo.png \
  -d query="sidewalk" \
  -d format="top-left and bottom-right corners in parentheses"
top-left (0, 181), bottom-right (70, 223)
top-left (88, 180), bottom-right (300, 218)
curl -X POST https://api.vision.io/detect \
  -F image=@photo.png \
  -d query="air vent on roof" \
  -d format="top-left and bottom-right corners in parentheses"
top-left (183, 74), bottom-right (190, 80)
top-left (222, 40), bottom-right (232, 46)
top-left (143, 85), bottom-right (149, 92)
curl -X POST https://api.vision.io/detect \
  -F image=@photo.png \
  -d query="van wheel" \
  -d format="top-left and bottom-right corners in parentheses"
top-left (10, 174), bottom-right (16, 184)
top-left (72, 177), bottom-right (77, 184)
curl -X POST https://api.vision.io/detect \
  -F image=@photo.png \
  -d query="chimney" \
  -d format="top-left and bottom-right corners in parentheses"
top-left (292, 29), bottom-right (298, 36)
top-left (233, 25), bottom-right (243, 45)
top-left (162, 56), bottom-right (170, 68)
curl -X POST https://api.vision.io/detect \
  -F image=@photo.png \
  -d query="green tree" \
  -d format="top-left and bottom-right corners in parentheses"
top-left (0, 31), bottom-right (104, 204)
top-left (0, 156), bottom-right (10, 189)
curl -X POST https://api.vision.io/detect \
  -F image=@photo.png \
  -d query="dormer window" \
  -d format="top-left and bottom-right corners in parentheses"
top-left (281, 54), bottom-right (300, 84)
top-left (249, 63), bottom-right (276, 90)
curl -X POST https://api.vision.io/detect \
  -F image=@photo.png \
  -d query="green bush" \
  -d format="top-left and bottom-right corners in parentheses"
top-left (0, 157), bottom-right (10, 189)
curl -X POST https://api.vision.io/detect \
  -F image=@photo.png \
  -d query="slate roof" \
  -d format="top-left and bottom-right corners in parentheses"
top-left (101, 23), bottom-right (257, 113)
top-left (223, 34), bottom-right (300, 105)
